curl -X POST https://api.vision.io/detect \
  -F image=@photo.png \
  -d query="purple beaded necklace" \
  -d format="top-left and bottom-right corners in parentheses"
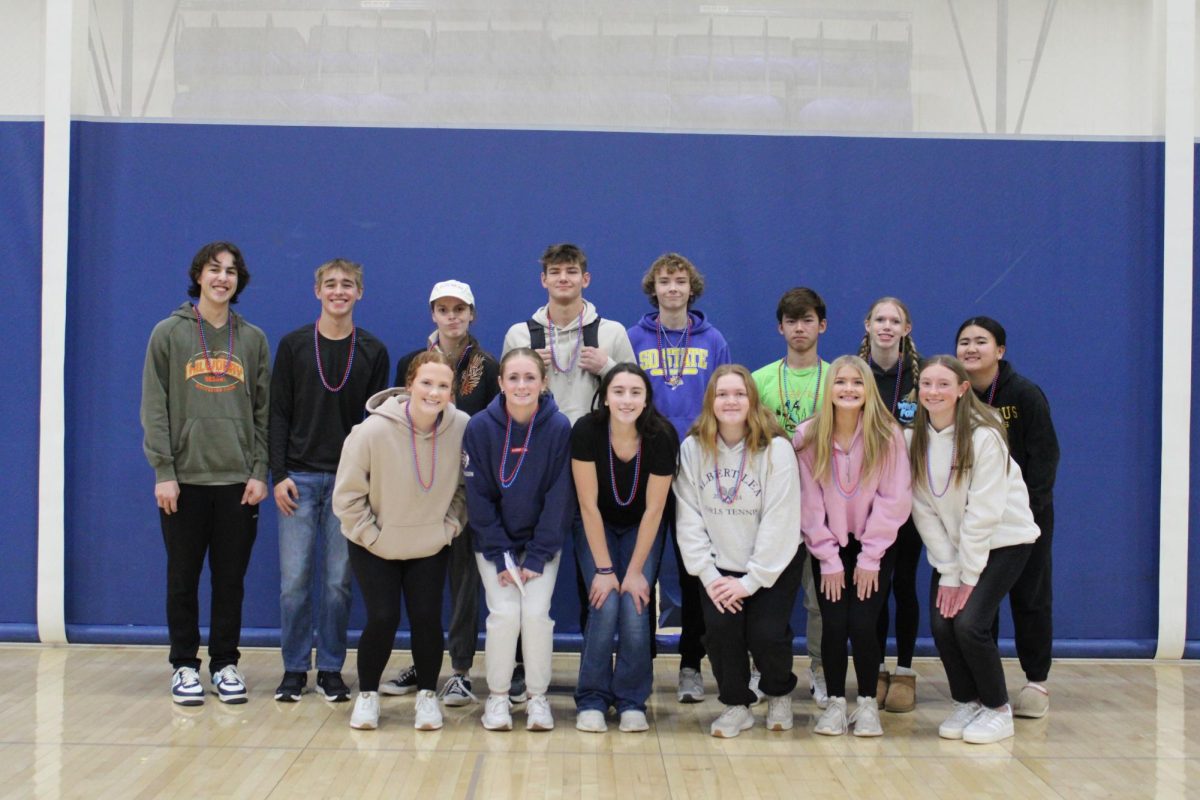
top-left (314, 321), bottom-right (356, 392)
top-left (405, 401), bottom-right (438, 493)
top-left (655, 316), bottom-right (692, 388)
top-left (547, 308), bottom-right (584, 373)
top-left (499, 404), bottom-right (537, 488)
top-left (714, 439), bottom-right (750, 505)
top-left (778, 358), bottom-right (822, 429)
top-left (608, 427), bottom-right (642, 507)
top-left (983, 369), bottom-right (1000, 405)
top-left (869, 346), bottom-right (904, 415)
top-left (926, 437), bottom-right (958, 498)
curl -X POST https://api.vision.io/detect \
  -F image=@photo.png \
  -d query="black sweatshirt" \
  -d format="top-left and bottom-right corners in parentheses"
top-left (269, 323), bottom-right (390, 480)
top-left (394, 333), bottom-right (500, 417)
top-left (972, 360), bottom-right (1060, 512)
top-left (869, 356), bottom-right (917, 426)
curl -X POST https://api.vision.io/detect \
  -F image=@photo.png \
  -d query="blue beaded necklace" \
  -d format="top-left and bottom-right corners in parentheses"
top-left (498, 405), bottom-right (537, 489)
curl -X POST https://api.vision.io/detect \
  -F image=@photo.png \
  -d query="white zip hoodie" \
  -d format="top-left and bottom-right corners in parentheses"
top-left (674, 434), bottom-right (801, 595)
top-left (908, 423), bottom-right (1039, 588)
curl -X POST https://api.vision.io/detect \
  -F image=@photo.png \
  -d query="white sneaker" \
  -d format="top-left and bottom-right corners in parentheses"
top-left (481, 694), bottom-right (513, 731)
top-left (1013, 683), bottom-right (1050, 719)
top-left (413, 689), bottom-right (443, 731)
top-left (575, 709), bottom-right (607, 733)
top-left (963, 705), bottom-right (1015, 744)
top-left (849, 696), bottom-right (883, 737)
top-left (808, 665), bottom-right (829, 709)
top-left (525, 694), bottom-right (554, 731)
top-left (350, 692), bottom-right (380, 730)
top-left (813, 696), bottom-right (848, 736)
top-left (765, 694), bottom-right (793, 731)
top-left (171, 666), bottom-right (205, 706)
top-left (748, 669), bottom-right (765, 705)
top-left (710, 705), bottom-right (754, 738)
top-left (619, 710), bottom-right (649, 733)
top-left (211, 665), bottom-right (248, 704)
top-left (938, 700), bottom-right (984, 740)
top-left (677, 667), bottom-right (704, 703)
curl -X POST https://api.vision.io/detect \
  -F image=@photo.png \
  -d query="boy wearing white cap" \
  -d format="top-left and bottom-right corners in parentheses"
top-left (379, 279), bottom-right (500, 705)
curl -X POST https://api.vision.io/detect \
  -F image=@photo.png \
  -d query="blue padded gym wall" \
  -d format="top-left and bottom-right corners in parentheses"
top-left (0, 120), bottom-right (43, 640)
top-left (64, 121), bottom-right (1162, 654)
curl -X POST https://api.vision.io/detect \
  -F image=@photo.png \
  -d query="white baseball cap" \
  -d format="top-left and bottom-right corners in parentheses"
top-left (428, 279), bottom-right (475, 307)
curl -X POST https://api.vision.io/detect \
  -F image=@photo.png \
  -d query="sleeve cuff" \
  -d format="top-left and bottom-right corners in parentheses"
top-left (522, 554), bottom-right (546, 575)
top-left (699, 565), bottom-right (722, 587)
top-left (154, 466), bottom-right (177, 483)
top-left (854, 554), bottom-right (881, 573)
top-left (739, 574), bottom-right (763, 595)
top-left (937, 570), bottom-right (962, 588)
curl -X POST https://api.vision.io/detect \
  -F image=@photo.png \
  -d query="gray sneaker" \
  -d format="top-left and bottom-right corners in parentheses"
top-left (766, 694), bottom-right (793, 731)
top-left (677, 668), bottom-right (704, 703)
top-left (710, 704), bottom-right (754, 738)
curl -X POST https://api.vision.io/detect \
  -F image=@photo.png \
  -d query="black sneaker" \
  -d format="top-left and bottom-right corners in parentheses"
top-left (380, 665), bottom-right (418, 696)
top-left (274, 671), bottom-right (307, 702)
top-left (317, 670), bottom-right (351, 703)
top-left (509, 664), bottom-right (528, 704)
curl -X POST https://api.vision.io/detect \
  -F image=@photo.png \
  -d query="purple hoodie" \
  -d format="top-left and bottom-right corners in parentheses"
top-left (464, 392), bottom-right (574, 575)
top-left (628, 310), bottom-right (732, 438)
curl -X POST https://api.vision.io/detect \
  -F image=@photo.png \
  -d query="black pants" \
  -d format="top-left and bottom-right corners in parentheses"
top-left (930, 543), bottom-right (1032, 709)
top-left (349, 542), bottom-right (449, 693)
top-left (992, 504), bottom-right (1053, 683)
top-left (161, 483), bottom-right (259, 673)
top-left (875, 515), bottom-right (922, 668)
top-left (701, 547), bottom-right (804, 707)
top-left (815, 537), bottom-right (896, 699)
top-left (670, 520), bottom-right (707, 671)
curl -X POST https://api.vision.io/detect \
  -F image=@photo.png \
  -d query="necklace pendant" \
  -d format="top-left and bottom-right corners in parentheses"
top-left (666, 375), bottom-right (682, 388)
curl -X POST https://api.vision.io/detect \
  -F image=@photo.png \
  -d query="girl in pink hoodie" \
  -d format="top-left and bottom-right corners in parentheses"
top-left (795, 355), bottom-right (911, 737)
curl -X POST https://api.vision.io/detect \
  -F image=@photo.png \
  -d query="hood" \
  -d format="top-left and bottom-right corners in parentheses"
top-left (365, 387), bottom-right (459, 434)
top-left (634, 309), bottom-right (713, 335)
top-left (171, 301), bottom-right (243, 324)
top-left (530, 300), bottom-right (598, 331)
top-left (482, 391), bottom-right (562, 427)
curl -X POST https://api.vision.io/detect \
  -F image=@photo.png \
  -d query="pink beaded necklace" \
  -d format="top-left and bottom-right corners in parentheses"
top-left (714, 439), bottom-right (750, 505)
top-left (499, 405), bottom-right (537, 488)
top-left (314, 321), bottom-right (356, 392)
top-left (777, 358), bottom-right (822, 429)
top-left (192, 304), bottom-right (234, 378)
top-left (655, 316), bottom-right (692, 388)
top-left (831, 447), bottom-right (861, 499)
top-left (405, 401), bottom-right (438, 493)
top-left (926, 437), bottom-right (957, 498)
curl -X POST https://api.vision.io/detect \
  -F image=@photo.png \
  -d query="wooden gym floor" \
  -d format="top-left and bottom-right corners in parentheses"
top-left (0, 644), bottom-right (1197, 799)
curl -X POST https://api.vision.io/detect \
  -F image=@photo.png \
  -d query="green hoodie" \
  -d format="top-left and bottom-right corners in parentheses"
top-left (141, 302), bottom-right (270, 485)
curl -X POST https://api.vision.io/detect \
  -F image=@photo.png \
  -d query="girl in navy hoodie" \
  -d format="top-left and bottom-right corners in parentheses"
top-left (465, 347), bottom-right (574, 733)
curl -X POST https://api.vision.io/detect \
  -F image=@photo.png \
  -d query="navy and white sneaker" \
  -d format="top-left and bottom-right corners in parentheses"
top-left (171, 666), bottom-right (205, 706)
top-left (212, 665), bottom-right (248, 704)
top-left (317, 670), bottom-right (351, 703)
top-left (274, 671), bottom-right (307, 702)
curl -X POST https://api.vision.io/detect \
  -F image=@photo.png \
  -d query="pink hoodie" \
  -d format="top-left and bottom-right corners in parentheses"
top-left (794, 419), bottom-right (912, 574)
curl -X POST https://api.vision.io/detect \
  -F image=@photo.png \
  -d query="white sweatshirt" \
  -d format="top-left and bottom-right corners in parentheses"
top-left (908, 423), bottom-right (1040, 588)
top-left (674, 434), bottom-right (802, 595)
top-left (502, 300), bottom-right (635, 424)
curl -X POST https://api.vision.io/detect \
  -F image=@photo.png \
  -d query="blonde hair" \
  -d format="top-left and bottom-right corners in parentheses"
top-left (314, 258), bottom-right (364, 290)
top-left (688, 364), bottom-right (785, 461)
top-left (799, 355), bottom-right (900, 485)
top-left (857, 297), bottom-right (920, 407)
top-left (909, 355), bottom-right (1008, 489)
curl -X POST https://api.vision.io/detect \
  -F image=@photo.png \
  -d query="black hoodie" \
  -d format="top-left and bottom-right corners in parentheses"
top-left (972, 360), bottom-right (1059, 512)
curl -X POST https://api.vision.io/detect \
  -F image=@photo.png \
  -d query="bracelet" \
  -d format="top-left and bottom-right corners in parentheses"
top-left (595, 566), bottom-right (615, 575)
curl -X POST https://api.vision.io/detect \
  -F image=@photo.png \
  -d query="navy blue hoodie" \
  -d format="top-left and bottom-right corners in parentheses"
top-left (464, 392), bottom-right (574, 574)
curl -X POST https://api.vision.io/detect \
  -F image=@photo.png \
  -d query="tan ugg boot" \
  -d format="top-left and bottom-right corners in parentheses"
top-left (884, 673), bottom-right (916, 713)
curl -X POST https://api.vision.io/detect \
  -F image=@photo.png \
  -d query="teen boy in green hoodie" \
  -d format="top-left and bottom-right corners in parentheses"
top-left (141, 241), bottom-right (270, 706)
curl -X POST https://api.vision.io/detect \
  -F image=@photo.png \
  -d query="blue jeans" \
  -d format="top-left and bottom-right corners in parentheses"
top-left (574, 519), bottom-right (664, 714)
top-left (278, 471), bottom-right (351, 673)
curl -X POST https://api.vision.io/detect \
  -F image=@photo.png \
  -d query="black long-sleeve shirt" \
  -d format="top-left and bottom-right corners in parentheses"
top-left (973, 359), bottom-right (1060, 512)
top-left (269, 323), bottom-right (390, 480)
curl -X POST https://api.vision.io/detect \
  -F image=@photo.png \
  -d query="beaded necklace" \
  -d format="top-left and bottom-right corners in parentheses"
top-left (926, 436), bottom-right (958, 498)
top-left (499, 404), bottom-right (537, 488)
top-left (314, 321), bottom-right (356, 392)
top-left (655, 316), bottom-right (692, 388)
top-left (868, 347), bottom-right (904, 415)
top-left (713, 438), bottom-right (750, 505)
top-left (404, 401), bottom-right (438, 493)
top-left (192, 304), bottom-right (234, 378)
top-left (608, 427), bottom-right (642, 507)
top-left (432, 336), bottom-right (473, 374)
top-left (983, 369), bottom-right (1000, 405)
top-left (831, 447), bottom-right (861, 499)
top-left (547, 307), bottom-right (585, 373)
top-left (777, 358), bottom-right (823, 428)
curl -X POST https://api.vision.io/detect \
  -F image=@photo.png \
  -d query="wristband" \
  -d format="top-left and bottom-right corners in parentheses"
top-left (595, 566), bottom-right (615, 575)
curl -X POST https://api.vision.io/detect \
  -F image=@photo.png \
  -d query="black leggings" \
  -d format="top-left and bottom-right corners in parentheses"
top-left (349, 542), bottom-right (449, 692)
top-left (876, 516), bottom-right (922, 668)
top-left (815, 538), bottom-right (896, 698)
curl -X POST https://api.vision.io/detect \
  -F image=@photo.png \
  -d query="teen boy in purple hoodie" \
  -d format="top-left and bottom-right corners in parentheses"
top-left (627, 253), bottom-right (731, 704)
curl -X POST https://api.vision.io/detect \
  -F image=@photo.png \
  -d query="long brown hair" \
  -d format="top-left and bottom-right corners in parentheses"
top-left (687, 364), bottom-right (785, 461)
top-left (799, 355), bottom-right (900, 484)
top-left (909, 355), bottom-right (1008, 489)
top-left (857, 296), bottom-right (921, 406)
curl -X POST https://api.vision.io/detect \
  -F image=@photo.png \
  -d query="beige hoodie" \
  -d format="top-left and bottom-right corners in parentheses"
top-left (334, 388), bottom-right (469, 560)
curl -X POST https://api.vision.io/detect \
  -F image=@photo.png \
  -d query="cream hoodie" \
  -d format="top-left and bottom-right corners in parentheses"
top-left (908, 423), bottom-right (1040, 588)
top-left (334, 388), bottom-right (469, 560)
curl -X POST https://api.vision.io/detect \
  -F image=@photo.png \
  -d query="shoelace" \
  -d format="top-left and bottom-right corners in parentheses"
top-left (437, 676), bottom-right (478, 703)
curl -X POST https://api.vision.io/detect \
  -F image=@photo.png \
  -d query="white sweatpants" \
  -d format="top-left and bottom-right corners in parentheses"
top-left (475, 552), bottom-right (559, 697)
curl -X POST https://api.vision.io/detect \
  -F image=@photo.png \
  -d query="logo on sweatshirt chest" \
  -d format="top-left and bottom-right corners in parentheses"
top-left (185, 351), bottom-right (245, 392)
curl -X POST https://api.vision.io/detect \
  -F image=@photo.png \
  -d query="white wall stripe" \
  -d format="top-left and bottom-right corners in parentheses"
top-left (37, 0), bottom-right (79, 644)
top-left (1156, 0), bottom-right (1194, 659)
